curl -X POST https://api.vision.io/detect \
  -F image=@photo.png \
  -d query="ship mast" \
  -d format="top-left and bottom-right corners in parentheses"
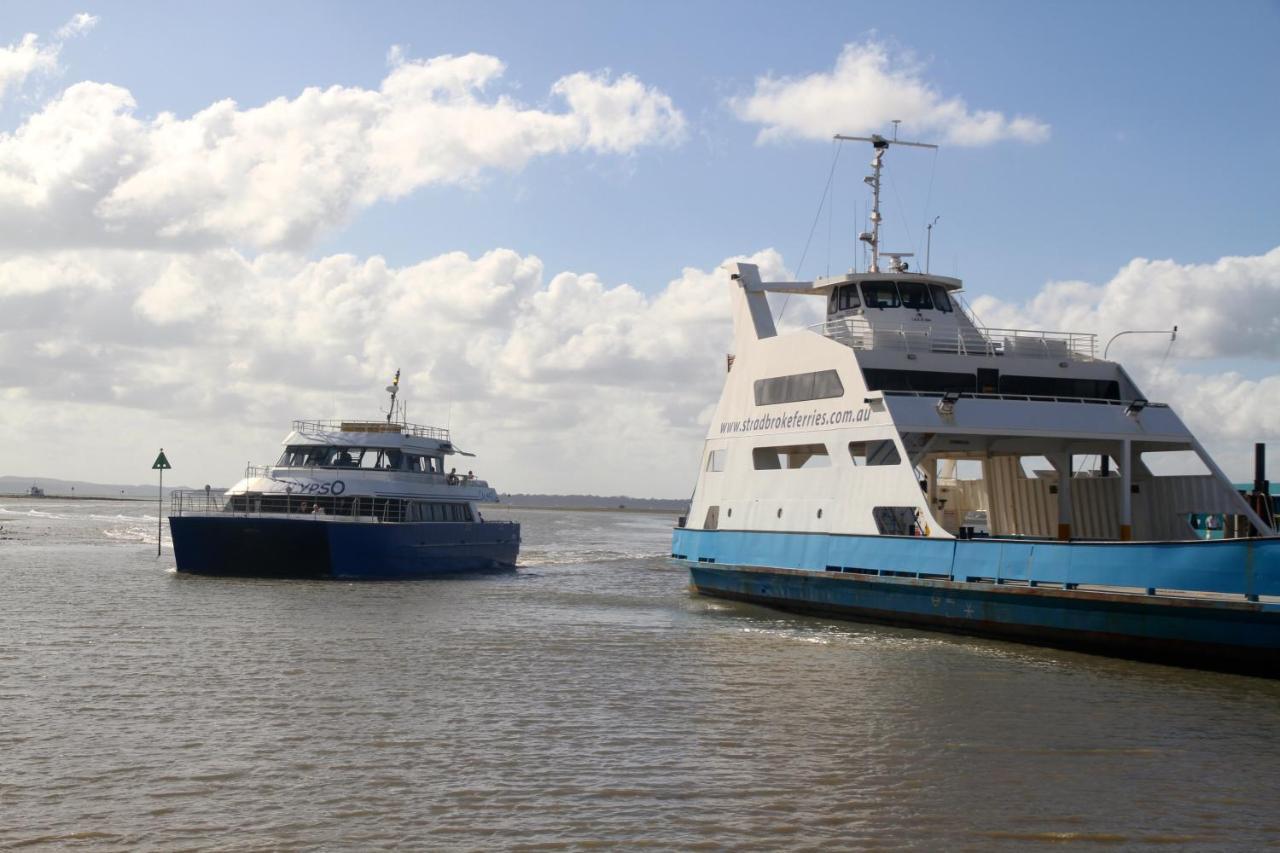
top-left (834, 131), bottom-right (937, 273)
top-left (385, 368), bottom-right (401, 424)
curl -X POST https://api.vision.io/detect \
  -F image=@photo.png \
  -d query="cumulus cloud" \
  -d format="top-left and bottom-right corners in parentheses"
top-left (0, 246), bottom-right (787, 495)
top-left (0, 51), bottom-right (686, 252)
top-left (731, 39), bottom-right (1050, 146)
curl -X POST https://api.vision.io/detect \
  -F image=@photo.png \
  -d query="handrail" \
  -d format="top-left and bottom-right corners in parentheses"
top-left (291, 419), bottom-right (451, 442)
top-left (813, 316), bottom-right (1096, 360)
top-left (879, 389), bottom-right (1168, 407)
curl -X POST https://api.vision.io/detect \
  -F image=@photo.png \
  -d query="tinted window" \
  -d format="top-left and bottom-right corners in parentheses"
top-left (754, 370), bottom-right (845, 406)
top-left (898, 282), bottom-right (933, 311)
top-left (999, 375), bottom-right (1121, 400)
top-left (839, 284), bottom-right (860, 311)
top-left (861, 281), bottom-right (900, 309)
top-left (929, 284), bottom-right (953, 313)
top-left (862, 368), bottom-right (976, 394)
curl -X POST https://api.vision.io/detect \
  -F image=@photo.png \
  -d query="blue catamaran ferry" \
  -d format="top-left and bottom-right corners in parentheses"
top-left (170, 372), bottom-right (519, 579)
top-left (672, 133), bottom-right (1280, 676)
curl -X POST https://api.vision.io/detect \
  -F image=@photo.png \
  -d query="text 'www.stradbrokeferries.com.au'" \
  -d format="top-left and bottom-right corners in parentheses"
top-left (717, 406), bottom-right (873, 434)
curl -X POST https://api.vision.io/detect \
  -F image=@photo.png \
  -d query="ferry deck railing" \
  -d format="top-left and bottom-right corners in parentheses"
top-left (292, 419), bottom-right (451, 442)
top-left (813, 316), bottom-right (1097, 361)
top-left (241, 464), bottom-right (489, 487)
top-left (170, 489), bottom-right (514, 525)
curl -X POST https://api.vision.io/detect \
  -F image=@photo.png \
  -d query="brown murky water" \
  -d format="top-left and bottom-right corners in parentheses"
top-left (3, 498), bottom-right (1280, 850)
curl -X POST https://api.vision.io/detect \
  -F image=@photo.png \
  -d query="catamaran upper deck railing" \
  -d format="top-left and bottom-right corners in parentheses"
top-left (292, 419), bottom-right (451, 442)
top-left (812, 316), bottom-right (1097, 360)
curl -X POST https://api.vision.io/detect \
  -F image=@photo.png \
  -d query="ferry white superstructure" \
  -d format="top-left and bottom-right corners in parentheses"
top-left (673, 134), bottom-right (1280, 675)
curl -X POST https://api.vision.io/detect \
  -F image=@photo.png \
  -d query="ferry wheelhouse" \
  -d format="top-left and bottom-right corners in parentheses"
top-left (170, 375), bottom-right (519, 578)
top-left (672, 134), bottom-right (1280, 675)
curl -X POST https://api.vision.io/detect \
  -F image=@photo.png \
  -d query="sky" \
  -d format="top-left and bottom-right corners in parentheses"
top-left (1, 1), bottom-right (1278, 496)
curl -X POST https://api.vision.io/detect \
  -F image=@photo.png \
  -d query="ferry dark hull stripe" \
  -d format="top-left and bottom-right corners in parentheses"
top-left (689, 563), bottom-right (1280, 677)
top-left (172, 516), bottom-right (520, 579)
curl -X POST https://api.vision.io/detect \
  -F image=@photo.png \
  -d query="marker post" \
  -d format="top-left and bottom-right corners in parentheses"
top-left (152, 449), bottom-right (172, 557)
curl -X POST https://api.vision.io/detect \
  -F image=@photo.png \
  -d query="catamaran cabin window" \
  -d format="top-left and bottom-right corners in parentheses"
top-left (861, 281), bottom-right (900, 309)
top-left (277, 445), bottom-right (329, 466)
top-left (929, 284), bottom-right (953, 312)
top-left (706, 449), bottom-right (726, 472)
top-left (753, 443), bottom-right (831, 470)
top-left (849, 440), bottom-right (902, 466)
top-left (898, 282), bottom-right (934, 311)
top-left (754, 370), bottom-right (845, 406)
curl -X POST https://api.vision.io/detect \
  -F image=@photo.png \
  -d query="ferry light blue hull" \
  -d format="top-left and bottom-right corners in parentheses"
top-left (171, 516), bottom-right (520, 579)
top-left (673, 529), bottom-right (1280, 676)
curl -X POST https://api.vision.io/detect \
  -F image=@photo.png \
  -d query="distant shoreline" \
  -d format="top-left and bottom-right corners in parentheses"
top-left (1, 494), bottom-right (685, 513)
top-left (485, 503), bottom-right (682, 515)
top-left (0, 493), bottom-right (153, 502)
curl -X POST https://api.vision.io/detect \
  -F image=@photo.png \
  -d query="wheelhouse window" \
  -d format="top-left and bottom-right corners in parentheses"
top-left (754, 370), bottom-right (845, 406)
top-left (752, 443), bottom-right (832, 470)
top-left (706, 449), bottom-right (726, 472)
top-left (898, 282), bottom-right (934, 311)
top-left (929, 284), bottom-right (953, 313)
top-left (828, 284), bottom-right (862, 314)
top-left (849, 440), bottom-right (902, 466)
top-left (861, 281), bottom-right (900, 309)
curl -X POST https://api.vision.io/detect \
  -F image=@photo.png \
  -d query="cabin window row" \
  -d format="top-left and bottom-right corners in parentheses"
top-left (753, 370), bottom-right (845, 406)
top-left (225, 493), bottom-right (472, 522)
top-left (719, 440), bottom-right (902, 471)
top-left (829, 281), bottom-right (954, 314)
top-left (861, 368), bottom-right (1121, 401)
top-left (276, 445), bottom-right (444, 473)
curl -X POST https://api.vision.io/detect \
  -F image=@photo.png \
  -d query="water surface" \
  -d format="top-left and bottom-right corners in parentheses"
top-left (2, 498), bottom-right (1279, 850)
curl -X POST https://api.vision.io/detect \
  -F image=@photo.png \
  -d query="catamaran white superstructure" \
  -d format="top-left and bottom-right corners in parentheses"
top-left (673, 133), bottom-right (1280, 675)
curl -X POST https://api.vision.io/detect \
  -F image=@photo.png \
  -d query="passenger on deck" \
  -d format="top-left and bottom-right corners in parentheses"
top-left (447, 468), bottom-right (459, 486)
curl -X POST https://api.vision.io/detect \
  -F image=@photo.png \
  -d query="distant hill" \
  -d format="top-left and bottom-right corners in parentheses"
top-left (1, 475), bottom-right (688, 511)
top-left (499, 493), bottom-right (688, 512)
top-left (0, 475), bottom-right (205, 500)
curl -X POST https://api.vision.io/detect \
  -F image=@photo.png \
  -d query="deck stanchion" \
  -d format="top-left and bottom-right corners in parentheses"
top-left (1120, 439), bottom-right (1132, 541)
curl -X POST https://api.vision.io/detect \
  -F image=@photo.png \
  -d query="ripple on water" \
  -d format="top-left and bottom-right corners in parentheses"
top-left (2, 501), bottom-right (1280, 849)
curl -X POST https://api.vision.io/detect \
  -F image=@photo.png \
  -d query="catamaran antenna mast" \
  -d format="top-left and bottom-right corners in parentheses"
top-left (834, 130), bottom-right (938, 273)
top-left (385, 368), bottom-right (401, 424)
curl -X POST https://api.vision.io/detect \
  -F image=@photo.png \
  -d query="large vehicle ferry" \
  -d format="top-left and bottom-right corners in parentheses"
top-left (672, 133), bottom-right (1280, 676)
top-left (170, 373), bottom-right (519, 578)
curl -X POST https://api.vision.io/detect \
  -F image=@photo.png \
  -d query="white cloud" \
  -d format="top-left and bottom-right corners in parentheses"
top-left (731, 39), bottom-right (1050, 146)
top-left (56, 13), bottom-right (99, 40)
top-left (0, 14), bottom-right (97, 101)
top-left (0, 34), bottom-right (59, 101)
top-left (0, 52), bottom-right (687, 251)
top-left (0, 246), bottom-right (786, 496)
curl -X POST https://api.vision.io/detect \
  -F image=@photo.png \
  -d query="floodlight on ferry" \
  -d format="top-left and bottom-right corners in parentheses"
top-left (1125, 398), bottom-right (1149, 417)
top-left (936, 390), bottom-right (961, 416)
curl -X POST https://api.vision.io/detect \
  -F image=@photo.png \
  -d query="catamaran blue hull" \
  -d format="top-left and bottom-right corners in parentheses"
top-left (171, 516), bottom-right (520, 579)
top-left (674, 529), bottom-right (1280, 676)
